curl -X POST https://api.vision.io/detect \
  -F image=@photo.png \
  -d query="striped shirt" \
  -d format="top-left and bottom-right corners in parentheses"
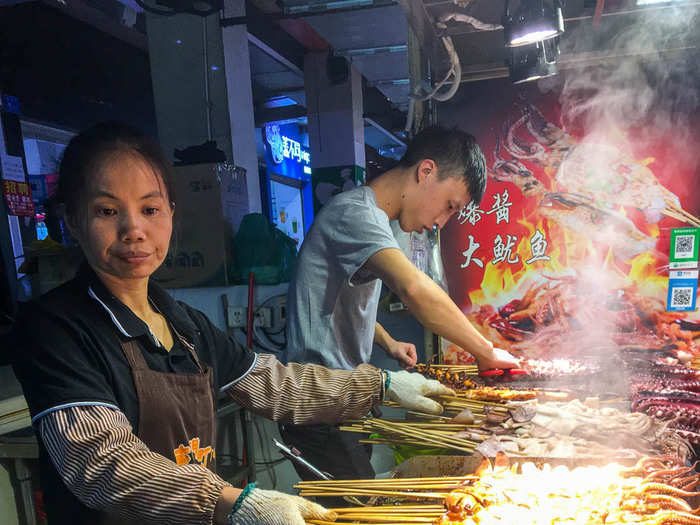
top-left (38, 354), bottom-right (382, 524)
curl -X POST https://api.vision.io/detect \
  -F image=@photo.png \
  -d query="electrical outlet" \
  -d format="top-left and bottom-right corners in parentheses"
top-left (267, 294), bottom-right (287, 332)
top-left (228, 306), bottom-right (247, 328)
top-left (254, 307), bottom-right (272, 328)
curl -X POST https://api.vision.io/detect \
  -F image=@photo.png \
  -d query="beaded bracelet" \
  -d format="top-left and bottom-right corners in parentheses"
top-left (381, 370), bottom-right (391, 402)
top-left (227, 482), bottom-right (257, 523)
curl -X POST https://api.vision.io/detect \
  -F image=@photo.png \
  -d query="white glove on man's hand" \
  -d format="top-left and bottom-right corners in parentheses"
top-left (386, 370), bottom-right (455, 415)
top-left (228, 487), bottom-right (337, 525)
top-left (475, 347), bottom-right (521, 371)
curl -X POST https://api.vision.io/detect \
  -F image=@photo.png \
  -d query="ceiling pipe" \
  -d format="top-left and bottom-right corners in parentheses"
top-left (441, 1), bottom-right (700, 35)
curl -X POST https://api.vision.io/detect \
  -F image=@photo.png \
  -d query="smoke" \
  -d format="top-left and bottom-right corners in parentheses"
top-left (556, 5), bottom-right (700, 185)
top-left (529, 5), bottom-right (700, 422)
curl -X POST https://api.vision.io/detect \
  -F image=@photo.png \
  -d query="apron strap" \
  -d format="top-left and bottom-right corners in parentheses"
top-left (119, 317), bottom-right (206, 374)
top-left (174, 331), bottom-right (205, 374)
top-left (119, 339), bottom-right (150, 371)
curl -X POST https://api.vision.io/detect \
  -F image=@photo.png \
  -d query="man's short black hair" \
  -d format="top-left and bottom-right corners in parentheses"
top-left (398, 126), bottom-right (487, 204)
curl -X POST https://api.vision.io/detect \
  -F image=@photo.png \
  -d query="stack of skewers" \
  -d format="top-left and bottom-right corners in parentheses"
top-left (298, 455), bottom-right (700, 524)
top-left (297, 476), bottom-right (471, 524)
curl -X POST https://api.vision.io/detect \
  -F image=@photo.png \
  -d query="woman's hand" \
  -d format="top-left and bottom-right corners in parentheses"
top-left (228, 487), bottom-right (336, 525)
top-left (386, 370), bottom-right (455, 415)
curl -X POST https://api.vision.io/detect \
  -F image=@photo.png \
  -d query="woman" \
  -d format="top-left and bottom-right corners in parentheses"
top-left (11, 122), bottom-right (453, 525)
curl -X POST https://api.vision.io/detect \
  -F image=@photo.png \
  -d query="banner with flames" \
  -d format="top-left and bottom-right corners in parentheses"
top-left (438, 77), bottom-right (700, 366)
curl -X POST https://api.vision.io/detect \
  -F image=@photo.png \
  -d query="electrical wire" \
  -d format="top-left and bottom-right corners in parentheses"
top-left (437, 12), bottom-right (503, 32)
top-left (405, 6), bottom-right (502, 130)
top-left (406, 35), bottom-right (462, 134)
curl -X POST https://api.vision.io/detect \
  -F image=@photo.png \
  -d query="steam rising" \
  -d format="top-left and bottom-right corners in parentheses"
top-left (533, 5), bottom-right (700, 410)
top-left (556, 5), bottom-right (700, 190)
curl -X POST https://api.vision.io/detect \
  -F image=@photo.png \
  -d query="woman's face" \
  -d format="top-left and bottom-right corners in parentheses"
top-left (70, 152), bottom-right (173, 284)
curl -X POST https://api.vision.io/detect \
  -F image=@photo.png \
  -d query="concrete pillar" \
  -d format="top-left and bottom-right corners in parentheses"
top-left (144, 4), bottom-right (260, 214)
top-left (304, 51), bottom-right (366, 210)
top-left (145, 12), bottom-right (232, 162)
top-left (221, 0), bottom-right (261, 213)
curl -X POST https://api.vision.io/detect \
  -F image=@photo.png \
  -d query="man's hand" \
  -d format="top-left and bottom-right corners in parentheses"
top-left (386, 340), bottom-right (418, 369)
top-left (475, 347), bottom-right (521, 371)
top-left (375, 322), bottom-right (417, 369)
top-left (228, 487), bottom-right (336, 525)
top-left (386, 370), bottom-right (455, 414)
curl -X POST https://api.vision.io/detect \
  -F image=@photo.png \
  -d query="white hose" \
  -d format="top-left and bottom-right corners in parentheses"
top-left (413, 36), bottom-right (462, 103)
top-left (437, 12), bottom-right (503, 32)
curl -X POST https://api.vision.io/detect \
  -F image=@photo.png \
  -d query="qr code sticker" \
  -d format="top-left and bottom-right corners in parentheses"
top-left (675, 235), bottom-right (695, 258)
top-left (671, 287), bottom-right (694, 308)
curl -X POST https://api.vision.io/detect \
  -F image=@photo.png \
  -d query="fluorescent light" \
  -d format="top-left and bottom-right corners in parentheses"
top-left (262, 96), bottom-right (298, 109)
top-left (510, 29), bottom-right (559, 46)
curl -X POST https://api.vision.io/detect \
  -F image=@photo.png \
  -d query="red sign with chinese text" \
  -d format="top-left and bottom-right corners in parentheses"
top-left (3, 179), bottom-right (35, 216)
top-left (437, 74), bottom-right (700, 364)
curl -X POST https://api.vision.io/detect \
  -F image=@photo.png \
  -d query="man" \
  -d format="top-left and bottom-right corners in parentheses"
top-left (280, 126), bottom-right (519, 486)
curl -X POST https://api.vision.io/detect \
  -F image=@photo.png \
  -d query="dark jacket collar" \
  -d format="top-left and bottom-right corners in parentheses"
top-left (77, 263), bottom-right (198, 344)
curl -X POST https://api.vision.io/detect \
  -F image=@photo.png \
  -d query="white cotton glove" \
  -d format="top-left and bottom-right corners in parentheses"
top-left (228, 487), bottom-right (336, 525)
top-left (386, 370), bottom-right (455, 415)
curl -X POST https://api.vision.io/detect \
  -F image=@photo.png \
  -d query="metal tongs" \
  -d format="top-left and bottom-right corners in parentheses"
top-left (273, 438), bottom-right (368, 506)
top-left (273, 438), bottom-right (332, 480)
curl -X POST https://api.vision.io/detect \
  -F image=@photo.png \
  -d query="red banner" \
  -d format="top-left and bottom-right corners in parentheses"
top-left (437, 76), bottom-right (700, 363)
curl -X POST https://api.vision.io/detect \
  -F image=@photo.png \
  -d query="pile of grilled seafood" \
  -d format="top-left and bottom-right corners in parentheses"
top-left (415, 363), bottom-right (478, 389)
top-left (436, 454), bottom-right (700, 525)
top-left (368, 394), bottom-right (690, 459)
top-left (476, 398), bottom-right (690, 460)
top-left (630, 363), bottom-right (700, 445)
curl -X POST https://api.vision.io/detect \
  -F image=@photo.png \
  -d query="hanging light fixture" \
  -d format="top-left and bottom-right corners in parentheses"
top-left (503, 0), bottom-right (564, 47)
top-left (507, 36), bottom-right (560, 84)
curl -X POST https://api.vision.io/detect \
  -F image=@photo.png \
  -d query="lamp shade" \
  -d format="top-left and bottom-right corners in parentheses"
top-left (503, 0), bottom-right (564, 47)
top-left (508, 37), bottom-right (559, 84)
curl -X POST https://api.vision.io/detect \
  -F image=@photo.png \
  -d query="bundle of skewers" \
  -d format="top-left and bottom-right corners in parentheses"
top-left (414, 363), bottom-right (478, 388)
top-left (340, 417), bottom-right (486, 454)
top-left (297, 474), bottom-right (473, 500)
top-left (350, 391), bottom-right (522, 453)
top-left (307, 504), bottom-right (445, 524)
top-left (414, 359), bottom-right (597, 388)
top-left (662, 199), bottom-right (700, 228)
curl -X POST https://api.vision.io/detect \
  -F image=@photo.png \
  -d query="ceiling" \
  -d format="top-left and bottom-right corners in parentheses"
top-left (7, 0), bottom-right (699, 141)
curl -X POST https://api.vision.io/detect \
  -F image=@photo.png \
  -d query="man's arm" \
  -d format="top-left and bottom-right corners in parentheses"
top-left (364, 248), bottom-right (519, 370)
top-left (374, 322), bottom-right (417, 369)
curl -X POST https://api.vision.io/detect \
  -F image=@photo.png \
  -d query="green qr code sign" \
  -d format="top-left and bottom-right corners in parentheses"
top-left (670, 228), bottom-right (700, 270)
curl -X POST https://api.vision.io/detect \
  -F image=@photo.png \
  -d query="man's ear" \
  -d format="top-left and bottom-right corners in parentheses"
top-left (416, 159), bottom-right (437, 184)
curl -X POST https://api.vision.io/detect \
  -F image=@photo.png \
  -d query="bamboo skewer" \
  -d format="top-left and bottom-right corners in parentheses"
top-left (341, 418), bottom-right (484, 454)
top-left (664, 200), bottom-right (700, 228)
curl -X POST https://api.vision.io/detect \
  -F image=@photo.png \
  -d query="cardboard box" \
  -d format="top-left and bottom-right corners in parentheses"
top-left (152, 163), bottom-right (248, 289)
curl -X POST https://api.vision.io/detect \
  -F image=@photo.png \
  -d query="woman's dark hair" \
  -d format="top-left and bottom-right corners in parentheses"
top-left (56, 121), bottom-right (175, 221)
top-left (398, 126), bottom-right (487, 204)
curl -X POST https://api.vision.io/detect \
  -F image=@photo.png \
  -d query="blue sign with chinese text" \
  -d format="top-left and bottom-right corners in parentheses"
top-left (264, 123), bottom-right (311, 183)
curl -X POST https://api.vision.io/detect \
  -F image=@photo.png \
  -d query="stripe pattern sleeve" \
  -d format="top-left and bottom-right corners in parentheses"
top-left (226, 354), bottom-right (383, 424)
top-left (38, 405), bottom-right (228, 525)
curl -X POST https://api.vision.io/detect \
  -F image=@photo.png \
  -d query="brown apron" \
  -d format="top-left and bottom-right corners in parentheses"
top-left (100, 335), bottom-right (217, 524)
